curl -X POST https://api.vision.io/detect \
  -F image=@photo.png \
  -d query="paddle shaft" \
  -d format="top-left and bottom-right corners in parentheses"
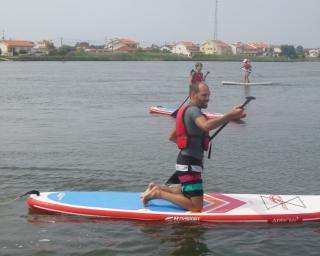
top-left (209, 96), bottom-right (255, 142)
top-left (170, 96), bottom-right (189, 118)
top-left (207, 96), bottom-right (255, 159)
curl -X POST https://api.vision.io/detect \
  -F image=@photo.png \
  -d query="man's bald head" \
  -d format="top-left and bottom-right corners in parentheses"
top-left (189, 82), bottom-right (210, 109)
top-left (189, 81), bottom-right (208, 95)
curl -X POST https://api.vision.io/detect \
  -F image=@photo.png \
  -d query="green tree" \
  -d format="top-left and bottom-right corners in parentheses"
top-left (296, 45), bottom-right (305, 58)
top-left (280, 45), bottom-right (297, 59)
top-left (58, 45), bottom-right (76, 56)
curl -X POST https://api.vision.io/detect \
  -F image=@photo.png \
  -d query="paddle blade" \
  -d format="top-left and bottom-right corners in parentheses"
top-left (171, 96), bottom-right (190, 117)
top-left (241, 96), bottom-right (256, 108)
top-left (170, 109), bottom-right (178, 118)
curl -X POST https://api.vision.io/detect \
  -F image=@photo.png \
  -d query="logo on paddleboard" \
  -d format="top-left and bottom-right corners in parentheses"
top-left (202, 193), bottom-right (246, 213)
top-left (57, 192), bottom-right (65, 201)
top-left (261, 195), bottom-right (306, 210)
top-left (165, 216), bottom-right (200, 222)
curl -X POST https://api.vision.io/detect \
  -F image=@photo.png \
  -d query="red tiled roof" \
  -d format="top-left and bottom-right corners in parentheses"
top-left (114, 45), bottom-right (138, 52)
top-left (177, 41), bottom-right (196, 47)
top-left (176, 41), bottom-right (199, 52)
top-left (206, 40), bottom-right (231, 49)
top-left (215, 40), bottom-right (229, 47)
top-left (232, 42), bottom-right (256, 50)
top-left (2, 40), bottom-right (34, 47)
top-left (118, 38), bottom-right (138, 46)
top-left (250, 43), bottom-right (273, 49)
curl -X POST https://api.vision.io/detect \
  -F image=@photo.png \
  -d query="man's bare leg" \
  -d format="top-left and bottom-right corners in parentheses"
top-left (141, 182), bottom-right (181, 197)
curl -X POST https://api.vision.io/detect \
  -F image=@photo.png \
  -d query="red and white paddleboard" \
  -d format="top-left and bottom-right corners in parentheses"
top-left (28, 192), bottom-right (320, 223)
top-left (149, 106), bottom-right (223, 119)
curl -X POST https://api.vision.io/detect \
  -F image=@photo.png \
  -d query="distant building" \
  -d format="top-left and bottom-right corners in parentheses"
top-left (172, 41), bottom-right (199, 57)
top-left (249, 43), bottom-right (274, 56)
top-left (305, 48), bottom-right (320, 57)
top-left (200, 40), bottom-right (232, 55)
top-left (0, 39), bottom-right (34, 56)
top-left (105, 38), bottom-right (139, 52)
top-left (229, 42), bottom-right (259, 56)
top-left (32, 40), bottom-right (53, 56)
top-left (75, 42), bottom-right (90, 50)
top-left (143, 44), bottom-right (161, 52)
top-left (150, 44), bottom-right (160, 49)
top-left (160, 44), bottom-right (173, 53)
top-left (273, 46), bottom-right (282, 57)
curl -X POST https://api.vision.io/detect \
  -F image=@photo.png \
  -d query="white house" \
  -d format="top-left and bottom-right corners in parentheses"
top-left (305, 48), bottom-right (320, 57)
top-left (105, 38), bottom-right (139, 52)
top-left (249, 43), bottom-right (274, 56)
top-left (229, 42), bottom-right (259, 56)
top-left (0, 40), bottom-right (34, 56)
top-left (160, 44), bottom-right (173, 53)
top-left (200, 40), bottom-right (232, 55)
top-left (273, 46), bottom-right (282, 57)
top-left (172, 41), bottom-right (199, 57)
top-left (32, 40), bottom-right (52, 56)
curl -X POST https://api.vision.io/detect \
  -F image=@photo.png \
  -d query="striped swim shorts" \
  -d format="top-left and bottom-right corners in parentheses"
top-left (176, 152), bottom-right (203, 198)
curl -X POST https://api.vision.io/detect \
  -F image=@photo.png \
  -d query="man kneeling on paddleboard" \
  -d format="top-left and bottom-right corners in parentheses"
top-left (142, 82), bottom-right (245, 212)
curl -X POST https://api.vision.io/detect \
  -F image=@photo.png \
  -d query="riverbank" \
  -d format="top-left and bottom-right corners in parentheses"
top-left (1, 51), bottom-right (319, 62)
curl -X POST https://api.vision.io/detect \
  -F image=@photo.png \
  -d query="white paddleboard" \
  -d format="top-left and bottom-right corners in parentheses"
top-left (222, 81), bottom-right (273, 86)
top-left (28, 191), bottom-right (320, 223)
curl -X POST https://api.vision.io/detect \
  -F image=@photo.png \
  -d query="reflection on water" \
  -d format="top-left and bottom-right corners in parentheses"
top-left (26, 211), bottom-right (320, 256)
top-left (142, 222), bottom-right (211, 256)
top-left (244, 84), bottom-right (251, 98)
top-left (27, 212), bottom-right (212, 256)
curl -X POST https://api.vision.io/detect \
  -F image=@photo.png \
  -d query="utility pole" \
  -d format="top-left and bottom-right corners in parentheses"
top-left (214, 0), bottom-right (218, 40)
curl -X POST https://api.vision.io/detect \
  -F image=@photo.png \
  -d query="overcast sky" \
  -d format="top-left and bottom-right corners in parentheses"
top-left (1, 0), bottom-right (319, 48)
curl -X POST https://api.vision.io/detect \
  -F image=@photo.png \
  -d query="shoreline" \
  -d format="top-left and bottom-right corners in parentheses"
top-left (1, 52), bottom-right (319, 62)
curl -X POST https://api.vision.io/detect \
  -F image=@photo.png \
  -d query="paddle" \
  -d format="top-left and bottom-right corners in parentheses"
top-left (207, 96), bottom-right (256, 159)
top-left (171, 71), bottom-right (210, 118)
top-left (204, 71), bottom-right (210, 80)
top-left (170, 96), bottom-right (190, 118)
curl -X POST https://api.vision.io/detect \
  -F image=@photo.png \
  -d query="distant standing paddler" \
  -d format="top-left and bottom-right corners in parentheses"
top-left (189, 62), bottom-right (205, 86)
top-left (242, 59), bottom-right (252, 83)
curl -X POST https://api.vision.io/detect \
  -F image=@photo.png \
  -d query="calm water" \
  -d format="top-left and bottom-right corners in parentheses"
top-left (0, 61), bottom-right (320, 255)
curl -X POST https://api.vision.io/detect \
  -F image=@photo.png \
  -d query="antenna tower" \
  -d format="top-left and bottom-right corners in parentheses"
top-left (214, 0), bottom-right (218, 40)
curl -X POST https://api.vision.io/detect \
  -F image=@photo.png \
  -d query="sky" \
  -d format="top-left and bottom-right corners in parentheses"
top-left (1, 0), bottom-right (319, 48)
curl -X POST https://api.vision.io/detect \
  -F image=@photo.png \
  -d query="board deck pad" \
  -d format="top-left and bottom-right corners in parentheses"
top-left (149, 106), bottom-right (223, 119)
top-left (27, 192), bottom-right (320, 223)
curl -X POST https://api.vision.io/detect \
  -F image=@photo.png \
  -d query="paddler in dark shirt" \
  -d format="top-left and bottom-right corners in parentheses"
top-left (142, 82), bottom-right (245, 212)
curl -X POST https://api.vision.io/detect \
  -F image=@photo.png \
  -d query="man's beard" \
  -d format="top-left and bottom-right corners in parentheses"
top-left (200, 102), bottom-right (208, 109)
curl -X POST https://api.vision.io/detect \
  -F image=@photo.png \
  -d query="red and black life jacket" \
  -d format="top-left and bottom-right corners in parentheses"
top-left (191, 72), bottom-right (204, 84)
top-left (175, 105), bottom-right (209, 151)
top-left (242, 63), bottom-right (252, 72)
